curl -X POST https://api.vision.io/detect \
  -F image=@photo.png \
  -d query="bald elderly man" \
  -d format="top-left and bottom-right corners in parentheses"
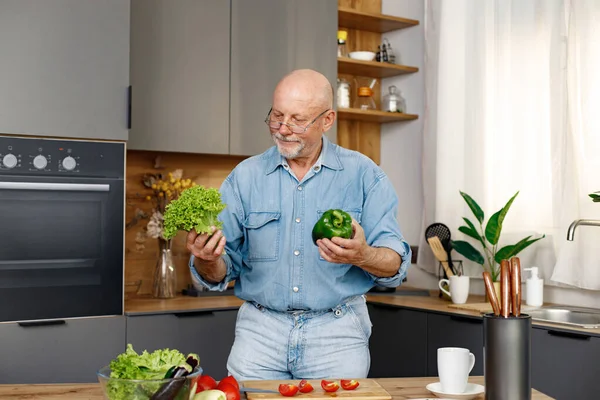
top-left (187, 69), bottom-right (411, 380)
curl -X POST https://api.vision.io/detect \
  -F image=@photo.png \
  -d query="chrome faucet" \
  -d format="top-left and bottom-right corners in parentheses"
top-left (567, 219), bottom-right (600, 241)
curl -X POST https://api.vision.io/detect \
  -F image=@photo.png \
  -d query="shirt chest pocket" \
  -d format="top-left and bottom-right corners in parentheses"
top-left (242, 211), bottom-right (281, 261)
top-left (316, 209), bottom-right (362, 261)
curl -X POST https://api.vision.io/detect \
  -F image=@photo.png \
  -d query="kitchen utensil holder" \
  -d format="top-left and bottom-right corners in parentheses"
top-left (483, 313), bottom-right (532, 400)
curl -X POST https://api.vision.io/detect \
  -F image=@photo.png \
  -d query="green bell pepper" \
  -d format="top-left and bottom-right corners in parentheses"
top-left (312, 209), bottom-right (353, 245)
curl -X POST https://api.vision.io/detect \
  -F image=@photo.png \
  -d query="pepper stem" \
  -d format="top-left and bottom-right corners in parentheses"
top-left (332, 210), bottom-right (344, 228)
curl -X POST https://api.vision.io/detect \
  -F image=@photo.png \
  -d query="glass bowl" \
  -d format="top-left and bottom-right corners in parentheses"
top-left (97, 365), bottom-right (203, 400)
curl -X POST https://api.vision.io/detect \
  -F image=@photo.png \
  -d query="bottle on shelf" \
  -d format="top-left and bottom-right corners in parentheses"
top-left (383, 38), bottom-right (396, 64)
top-left (383, 85), bottom-right (407, 113)
top-left (375, 45), bottom-right (381, 62)
top-left (337, 30), bottom-right (348, 57)
top-left (381, 43), bottom-right (388, 62)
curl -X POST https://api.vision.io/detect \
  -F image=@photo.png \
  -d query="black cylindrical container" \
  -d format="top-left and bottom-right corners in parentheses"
top-left (483, 313), bottom-right (532, 400)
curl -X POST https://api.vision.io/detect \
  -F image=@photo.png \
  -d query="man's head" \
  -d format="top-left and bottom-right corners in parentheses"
top-left (267, 69), bottom-right (336, 160)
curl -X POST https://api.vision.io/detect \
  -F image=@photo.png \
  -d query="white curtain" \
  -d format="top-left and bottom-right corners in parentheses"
top-left (420, 0), bottom-right (600, 290)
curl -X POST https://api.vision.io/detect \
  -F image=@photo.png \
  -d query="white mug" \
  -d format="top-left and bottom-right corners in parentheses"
top-left (439, 275), bottom-right (470, 304)
top-left (437, 347), bottom-right (475, 393)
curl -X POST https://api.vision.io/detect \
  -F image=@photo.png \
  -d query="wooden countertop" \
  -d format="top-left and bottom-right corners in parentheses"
top-left (125, 289), bottom-right (600, 337)
top-left (0, 376), bottom-right (553, 399)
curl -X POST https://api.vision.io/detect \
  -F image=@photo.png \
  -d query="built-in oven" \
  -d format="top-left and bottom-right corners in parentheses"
top-left (0, 135), bottom-right (124, 323)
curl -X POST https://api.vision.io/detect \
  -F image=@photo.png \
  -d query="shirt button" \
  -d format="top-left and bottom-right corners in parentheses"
top-left (295, 217), bottom-right (301, 223)
top-left (283, 164), bottom-right (289, 169)
top-left (294, 250), bottom-right (300, 256)
top-left (314, 166), bottom-right (320, 171)
top-left (297, 186), bottom-right (303, 191)
top-left (293, 287), bottom-right (299, 292)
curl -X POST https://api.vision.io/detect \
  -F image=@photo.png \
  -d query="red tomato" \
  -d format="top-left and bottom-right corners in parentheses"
top-left (278, 384), bottom-right (299, 397)
top-left (320, 380), bottom-right (339, 392)
top-left (340, 379), bottom-right (359, 390)
top-left (217, 382), bottom-right (241, 400)
top-left (196, 375), bottom-right (218, 392)
top-left (219, 376), bottom-right (240, 391)
top-left (298, 379), bottom-right (314, 393)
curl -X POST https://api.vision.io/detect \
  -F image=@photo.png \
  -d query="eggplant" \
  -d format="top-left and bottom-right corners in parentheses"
top-left (150, 367), bottom-right (189, 400)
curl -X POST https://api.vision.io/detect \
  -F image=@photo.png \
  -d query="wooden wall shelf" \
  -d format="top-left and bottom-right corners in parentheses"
top-left (338, 108), bottom-right (418, 123)
top-left (338, 57), bottom-right (418, 78)
top-left (338, 7), bottom-right (419, 33)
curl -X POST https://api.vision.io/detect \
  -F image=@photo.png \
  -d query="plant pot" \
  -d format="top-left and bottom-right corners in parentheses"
top-left (152, 239), bottom-right (177, 299)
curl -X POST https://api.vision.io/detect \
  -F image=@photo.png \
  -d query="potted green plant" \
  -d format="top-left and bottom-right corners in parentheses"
top-left (451, 191), bottom-right (546, 290)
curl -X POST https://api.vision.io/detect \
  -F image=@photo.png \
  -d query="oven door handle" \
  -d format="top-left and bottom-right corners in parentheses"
top-left (0, 181), bottom-right (110, 192)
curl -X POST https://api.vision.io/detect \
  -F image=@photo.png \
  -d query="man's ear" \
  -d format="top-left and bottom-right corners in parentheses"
top-left (322, 110), bottom-right (337, 132)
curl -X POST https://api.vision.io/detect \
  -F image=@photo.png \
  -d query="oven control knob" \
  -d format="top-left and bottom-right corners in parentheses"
top-left (62, 156), bottom-right (77, 171)
top-left (33, 155), bottom-right (48, 170)
top-left (2, 153), bottom-right (18, 169)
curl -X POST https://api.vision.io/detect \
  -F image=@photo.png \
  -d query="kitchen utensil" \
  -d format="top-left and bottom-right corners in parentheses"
top-left (511, 257), bottom-right (522, 317)
top-left (500, 260), bottom-right (511, 317)
top-left (483, 313), bottom-right (532, 400)
top-left (427, 236), bottom-right (454, 277)
top-left (240, 388), bottom-right (280, 394)
top-left (425, 223), bottom-right (455, 274)
top-left (482, 271), bottom-right (501, 316)
top-left (242, 379), bottom-right (392, 400)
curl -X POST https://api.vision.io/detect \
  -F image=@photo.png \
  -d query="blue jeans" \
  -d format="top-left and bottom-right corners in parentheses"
top-left (226, 295), bottom-right (372, 380)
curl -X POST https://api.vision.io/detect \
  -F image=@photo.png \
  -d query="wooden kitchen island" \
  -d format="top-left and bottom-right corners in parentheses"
top-left (0, 376), bottom-right (552, 399)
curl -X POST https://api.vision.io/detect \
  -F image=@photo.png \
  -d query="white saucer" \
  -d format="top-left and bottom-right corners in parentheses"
top-left (426, 382), bottom-right (485, 399)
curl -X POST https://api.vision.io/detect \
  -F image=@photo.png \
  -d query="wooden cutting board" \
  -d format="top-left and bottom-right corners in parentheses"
top-left (448, 302), bottom-right (537, 313)
top-left (242, 379), bottom-right (392, 400)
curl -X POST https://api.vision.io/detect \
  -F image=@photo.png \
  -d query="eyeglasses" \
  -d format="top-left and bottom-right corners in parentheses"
top-left (265, 108), bottom-right (330, 134)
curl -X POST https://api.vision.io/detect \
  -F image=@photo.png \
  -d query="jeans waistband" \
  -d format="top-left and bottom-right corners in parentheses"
top-left (249, 295), bottom-right (365, 317)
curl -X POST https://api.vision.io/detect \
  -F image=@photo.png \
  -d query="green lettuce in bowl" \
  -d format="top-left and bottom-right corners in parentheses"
top-left (98, 344), bottom-right (201, 400)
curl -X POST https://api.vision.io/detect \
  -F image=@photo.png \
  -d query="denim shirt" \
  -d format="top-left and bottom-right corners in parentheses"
top-left (190, 136), bottom-right (411, 311)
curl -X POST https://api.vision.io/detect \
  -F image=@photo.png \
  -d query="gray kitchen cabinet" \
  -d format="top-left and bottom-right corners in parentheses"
top-left (367, 303), bottom-right (427, 378)
top-left (229, 0), bottom-right (338, 156)
top-left (128, 0), bottom-right (231, 154)
top-left (0, 316), bottom-right (126, 384)
top-left (0, 0), bottom-right (130, 141)
top-left (426, 313), bottom-right (484, 377)
top-left (126, 310), bottom-right (238, 379)
top-left (531, 327), bottom-right (600, 400)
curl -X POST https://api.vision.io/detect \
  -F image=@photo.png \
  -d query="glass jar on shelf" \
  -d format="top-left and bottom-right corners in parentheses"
top-left (353, 77), bottom-right (377, 110)
top-left (336, 78), bottom-right (351, 109)
top-left (383, 85), bottom-right (407, 113)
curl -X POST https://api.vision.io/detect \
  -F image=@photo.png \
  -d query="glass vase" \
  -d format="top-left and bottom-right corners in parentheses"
top-left (152, 239), bottom-right (177, 299)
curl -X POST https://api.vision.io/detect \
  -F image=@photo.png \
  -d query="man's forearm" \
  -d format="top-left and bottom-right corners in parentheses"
top-left (193, 256), bottom-right (228, 283)
top-left (356, 246), bottom-right (402, 278)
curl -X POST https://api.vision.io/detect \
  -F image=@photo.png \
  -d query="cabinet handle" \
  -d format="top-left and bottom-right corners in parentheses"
top-left (547, 329), bottom-right (591, 341)
top-left (127, 85), bottom-right (132, 129)
top-left (174, 311), bottom-right (215, 318)
top-left (18, 320), bottom-right (66, 328)
top-left (450, 315), bottom-right (483, 324)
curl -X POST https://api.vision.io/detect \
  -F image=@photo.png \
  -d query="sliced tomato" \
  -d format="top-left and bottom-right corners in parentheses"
top-left (217, 382), bottom-right (241, 400)
top-left (219, 376), bottom-right (240, 391)
top-left (320, 380), bottom-right (339, 392)
top-left (340, 379), bottom-right (359, 390)
top-left (298, 379), bottom-right (314, 393)
top-left (278, 384), bottom-right (299, 397)
top-left (196, 375), bottom-right (218, 392)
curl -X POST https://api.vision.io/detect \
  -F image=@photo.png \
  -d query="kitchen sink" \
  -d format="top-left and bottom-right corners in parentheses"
top-left (527, 307), bottom-right (600, 329)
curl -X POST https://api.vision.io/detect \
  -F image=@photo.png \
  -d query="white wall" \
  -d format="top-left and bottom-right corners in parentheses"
top-left (380, 0), bottom-right (600, 307)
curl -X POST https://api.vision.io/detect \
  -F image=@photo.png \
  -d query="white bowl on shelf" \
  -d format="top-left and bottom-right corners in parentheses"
top-left (348, 51), bottom-right (376, 61)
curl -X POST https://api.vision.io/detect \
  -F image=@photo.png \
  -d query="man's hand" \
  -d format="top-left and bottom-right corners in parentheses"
top-left (186, 227), bottom-right (226, 262)
top-left (186, 227), bottom-right (227, 283)
top-left (316, 218), bottom-right (401, 278)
